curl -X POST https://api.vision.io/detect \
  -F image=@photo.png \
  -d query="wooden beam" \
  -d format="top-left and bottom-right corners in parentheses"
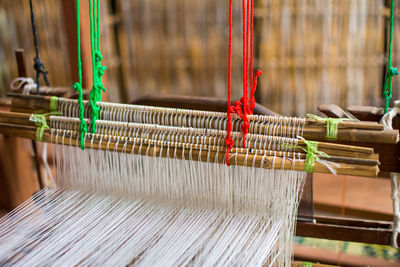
top-left (296, 216), bottom-right (397, 246)
top-left (61, 0), bottom-right (93, 96)
top-left (294, 244), bottom-right (400, 266)
top-left (317, 104), bottom-right (400, 173)
top-left (131, 94), bottom-right (280, 116)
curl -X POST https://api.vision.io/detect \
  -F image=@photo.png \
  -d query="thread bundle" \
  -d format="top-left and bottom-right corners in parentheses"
top-left (0, 115), bottom-right (306, 266)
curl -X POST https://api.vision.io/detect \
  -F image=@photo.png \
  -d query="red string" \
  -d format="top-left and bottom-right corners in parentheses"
top-left (225, 0), bottom-right (262, 165)
top-left (225, 0), bottom-right (234, 165)
top-left (248, 0), bottom-right (254, 114)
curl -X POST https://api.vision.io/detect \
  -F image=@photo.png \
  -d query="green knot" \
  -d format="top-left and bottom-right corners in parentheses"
top-left (94, 51), bottom-right (103, 62)
top-left (89, 89), bottom-right (101, 112)
top-left (383, 67), bottom-right (399, 99)
top-left (307, 113), bottom-right (355, 141)
top-left (304, 141), bottom-right (318, 173)
top-left (72, 82), bottom-right (82, 92)
top-left (389, 66), bottom-right (399, 77)
top-left (72, 82), bottom-right (87, 149)
top-left (301, 262), bottom-right (312, 267)
top-left (300, 136), bottom-right (330, 173)
top-left (94, 51), bottom-right (106, 77)
top-left (49, 96), bottom-right (59, 113)
top-left (79, 120), bottom-right (88, 149)
top-left (97, 65), bottom-right (106, 76)
top-left (282, 136), bottom-right (330, 173)
top-left (29, 112), bottom-right (61, 141)
top-left (89, 89), bottom-right (100, 133)
top-left (94, 81), bottom-right (106, 93)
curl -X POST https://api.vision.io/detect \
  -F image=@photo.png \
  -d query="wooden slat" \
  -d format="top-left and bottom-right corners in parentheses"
top-left (131, 94), bottom-right (280, 116)
top-left (296, 216), bottom-right (397, 246)
top-left (294, 244), bottom-right (400, 266)
top-left (318, 104), bottom-right (357, 119)
top-left (0, 123), bottom-right (380, 178)
top-left (316, 104), bottom-right (400, 173)
top-left (0, 135), bottom-right (38, 208)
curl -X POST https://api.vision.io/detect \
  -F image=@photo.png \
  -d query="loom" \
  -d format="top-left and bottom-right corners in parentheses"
top-left (1, 0), bottom-right (400, 266)
top-left (0, 92), bottom-right (397, 266)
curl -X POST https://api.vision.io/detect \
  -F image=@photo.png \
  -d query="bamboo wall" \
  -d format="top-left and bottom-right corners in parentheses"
top-left (257, 0), bottom-right (385, 115)
top-left (1, 0), bottom-right (399, 116)
top-left (0, 1), bottom-right (71, 96)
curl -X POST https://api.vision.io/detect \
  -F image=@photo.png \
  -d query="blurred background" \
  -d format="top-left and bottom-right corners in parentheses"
top-left (1, 0), bottom-right (400, 266)
top-left (1, 0), bottom-right (398, 116)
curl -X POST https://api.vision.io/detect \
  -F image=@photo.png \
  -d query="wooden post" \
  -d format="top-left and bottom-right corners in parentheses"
top-left (61, 0), bottom-right (92, 95)
top-left (0, 50), bottom-right (39, 210)
top-left (61, 0), bottom-right (108, 101)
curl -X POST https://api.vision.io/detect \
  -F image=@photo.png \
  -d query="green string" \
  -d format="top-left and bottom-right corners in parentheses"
top-left (301, 262), bottom-right (312, 267)
top-left (49, 96), bottom-right (58, 113)
top-left (383, 0), bottom-right (399, 113)
top-left (282, 136), bottom-right (331, 173)
top-left (88, 0), bottom-right (106, 133)
top-left (73, 0), bottom-right (88, 149)
top-left (29, 112), bottom-right (61, 141)
top-left (307, 113), bottom-right (355, 141)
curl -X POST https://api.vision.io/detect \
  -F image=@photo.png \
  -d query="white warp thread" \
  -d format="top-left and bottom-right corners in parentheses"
top-left (0, 118), bottom-right (306, 266)
top-left (381, 100), bottom-right (400, 247)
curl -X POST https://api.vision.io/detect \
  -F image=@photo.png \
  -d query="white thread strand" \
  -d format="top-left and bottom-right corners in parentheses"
top-left (382, 100), bottom-right (400, 247)
top-left (0, 113), bottom-right (306, 266)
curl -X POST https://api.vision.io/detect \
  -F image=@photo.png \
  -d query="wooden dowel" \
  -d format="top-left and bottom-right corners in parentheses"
top-left (9, 93), bottom-right (52, 114)
top-left (306, 118), bottom-right (383, 130)
top-left (7, 94), bottom-right (399, 144)
top-left (0, 123), bottom-right (380, 178)
top-left (0, 111), bottom-right (377, 160)
top-left (301, 127), bottom-right (399, 144)
top-left (0, 111), bottom-right (379, 166)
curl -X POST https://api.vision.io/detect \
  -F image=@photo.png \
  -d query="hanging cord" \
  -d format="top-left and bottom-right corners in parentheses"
top-left (73, 0), bottom-right (88, 149)
top-left (225, 0), bottom-right (234, 165)
top-left (225, 0), bottom-right (262, 165)
top-left (383, 0), bottom-right (398, 113)
top-left (381, 100), bottom-right (400, 247)
top-left (29, 0), bottom-right (50, 95)
top-left (88, 0), bottom-right (107, 133)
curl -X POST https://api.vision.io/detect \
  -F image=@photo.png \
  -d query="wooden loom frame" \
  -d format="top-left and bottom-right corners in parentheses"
top-left (0, 51), bottom-right (399, 266)
top-left (1, 1), bottom-right (400, 265)
top-left (2, 90), bottom-right (399, 246)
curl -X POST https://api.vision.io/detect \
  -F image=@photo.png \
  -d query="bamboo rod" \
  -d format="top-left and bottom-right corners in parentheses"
top-left (7, 94), bottom-right (399, 144)
top-left (0, 111), bottom-right (377, 160)
top-left (0, 123), bottom-right (380, 177)
top-left (0, 111), bottom-right (380, 165)
top-left (305, 118), bottom-right (384, 130)
top-left (3, 93), bottom-right (385, 132)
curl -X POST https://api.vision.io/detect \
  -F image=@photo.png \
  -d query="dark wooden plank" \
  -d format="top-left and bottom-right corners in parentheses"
top-left (296, 216), bottom-right (397, 246)
top-left (131, 94), bottom-right (280, 116)
top-left (316, 104), bottom-right (400, 173)
top-left (61, 0), bottom-right (92, 91)
top-left (347, 105), bottom-right (385, 122)
top-left (294, 245), bottom-right (400, 266)
top-left (314, 202), bottom-right (393, 221)
top-left (298, 173), bottom-right (313, 220)
top-left (15, 49), bottom-right (27, 79)
top-left (318, 104), bottom-right (355, 119)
